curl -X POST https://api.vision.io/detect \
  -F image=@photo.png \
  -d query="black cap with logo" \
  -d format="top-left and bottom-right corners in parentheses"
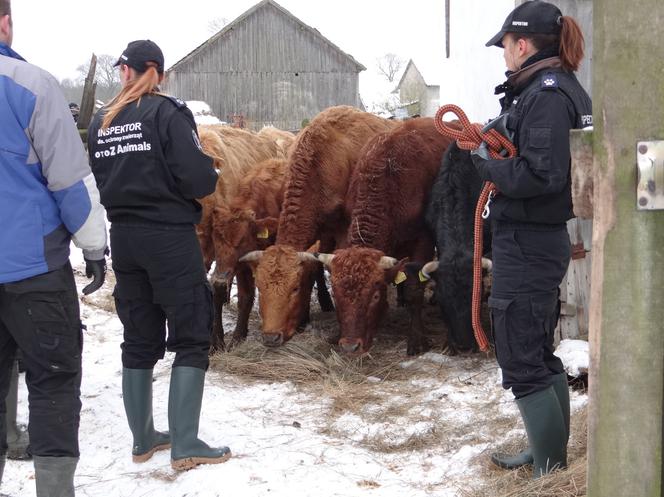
top-left (114, 40), bottom-right (165, 73)
top-left (486, 1), bottom-right (562, 48)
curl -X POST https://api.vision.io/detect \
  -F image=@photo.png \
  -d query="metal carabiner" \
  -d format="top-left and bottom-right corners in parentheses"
top-left (482, 191), bottom-right (495, 219)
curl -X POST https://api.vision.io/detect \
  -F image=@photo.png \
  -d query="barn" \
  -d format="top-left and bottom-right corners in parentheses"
top-left (391, 59), bottom-right (440, 119)
top-left (163, 0), bottom-right (365, 131)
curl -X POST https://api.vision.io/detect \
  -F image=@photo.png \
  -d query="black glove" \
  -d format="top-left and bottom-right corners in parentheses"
top-left (471, 142), bottom-right (491, 179)
top-left (481, 113), bottom-right (514, 142)
top-left (82, 256), bottom-right (107, 295)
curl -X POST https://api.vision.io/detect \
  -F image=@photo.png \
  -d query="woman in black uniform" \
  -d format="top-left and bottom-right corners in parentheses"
top-left (88, 40), bottom-right (230, 470)
top-left (470, 1), bottom-right (592, 478)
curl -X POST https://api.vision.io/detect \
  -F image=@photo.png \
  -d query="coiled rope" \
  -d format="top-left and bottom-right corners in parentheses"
top-left (434, 104), bottom-right (517, 353)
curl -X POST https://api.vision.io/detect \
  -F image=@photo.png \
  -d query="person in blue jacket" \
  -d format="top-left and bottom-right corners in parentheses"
top-left (0, 1), bottom-right (108, 495)
top-left (471, 1), bottom-right (592, 479)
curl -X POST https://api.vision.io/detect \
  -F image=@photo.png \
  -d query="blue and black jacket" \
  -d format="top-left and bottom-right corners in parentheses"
top-left (0, 43), bottom-right (107, 284)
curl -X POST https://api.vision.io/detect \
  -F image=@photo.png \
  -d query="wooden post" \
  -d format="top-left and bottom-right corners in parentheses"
top-left (78, 54), bottom-right (97, 131)
top-left (587, 0), bottom-right (664, 495)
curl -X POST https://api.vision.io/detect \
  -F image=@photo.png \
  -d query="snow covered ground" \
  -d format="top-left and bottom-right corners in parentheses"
top-left (2, 254), bottom-right (588, 497)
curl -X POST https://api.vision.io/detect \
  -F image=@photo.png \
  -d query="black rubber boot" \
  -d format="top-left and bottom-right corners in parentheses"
top-left (168, 367), bottom-right (231, 471)
top-left (122, 368), bottom-right (171, 463)
top-left (517, 385), bottom-right (567, 478)
top-left (34, 456), bottom-right (78, 497)
top-left (6, 361), bottom-right (30, 461)
top-left (0, 454), bottom-right (5, 487)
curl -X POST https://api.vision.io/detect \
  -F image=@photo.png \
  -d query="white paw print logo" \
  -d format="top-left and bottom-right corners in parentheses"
top-left (543, 78), bottom-right (555, 86)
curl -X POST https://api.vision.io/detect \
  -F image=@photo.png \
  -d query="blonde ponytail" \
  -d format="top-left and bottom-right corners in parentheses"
top-left (101, 63), bottom-right (163, 129)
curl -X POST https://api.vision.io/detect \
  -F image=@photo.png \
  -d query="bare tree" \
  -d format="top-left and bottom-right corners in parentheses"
top-left (376, 53), bottom-right (405, 83)
top-left (59, 78), bottom-right (83, 106)
top-left (77, 54), bottom-right (121, 103)
top-left (208, 16), bottom-right (229, 34)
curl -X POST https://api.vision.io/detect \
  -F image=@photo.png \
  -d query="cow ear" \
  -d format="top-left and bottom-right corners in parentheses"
top-left (384, 257), bottom-right (409, 285)
top-left (255, 217), bottom-right (278, 240)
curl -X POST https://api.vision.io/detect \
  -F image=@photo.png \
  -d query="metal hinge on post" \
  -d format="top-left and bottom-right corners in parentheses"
top-left (637, 141), bottom-right (664, 210)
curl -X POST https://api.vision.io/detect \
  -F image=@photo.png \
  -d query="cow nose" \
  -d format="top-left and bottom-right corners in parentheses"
top-left (340, 339), bottom-right (362, 355)
top-left (262, 333), bottom-right (284, 348)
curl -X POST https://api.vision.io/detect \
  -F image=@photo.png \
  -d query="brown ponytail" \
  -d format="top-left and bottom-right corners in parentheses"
top-left (558, 16), bottom-right (585, 72)
top-left (101, 63), bottom-right (163, 129)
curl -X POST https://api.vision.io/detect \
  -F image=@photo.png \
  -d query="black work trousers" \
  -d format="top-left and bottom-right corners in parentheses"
top-left (110, 222), bottom-right (212, 371)
top-left (488, 224), bottom-right (570, 399)
top-left (0, 262), bottom-right (82, 457)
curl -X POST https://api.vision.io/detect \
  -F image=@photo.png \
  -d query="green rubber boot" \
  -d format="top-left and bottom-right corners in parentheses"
top-left (168, 367), bottom-right (231, 471)
top-left (34, 456), bottom-right (78, 497)
top-left (6, 361), bottom-right (30, 460)
top-left (122, 368), bottom-right (171, 462)
top-left (491, 373), bottom-right (570, 470)
top-left (551, 372), bottom-right (570, 442)
top-left (517, 385), bottom-right (567, 478)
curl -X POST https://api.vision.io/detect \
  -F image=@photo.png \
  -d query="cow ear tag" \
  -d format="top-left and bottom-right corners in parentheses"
top-left (394, 271), bottom-right (407, 285)
top-left (418, 270), bottom-right (428, 283)
top-left (257, 227), bottom-right (269, 239)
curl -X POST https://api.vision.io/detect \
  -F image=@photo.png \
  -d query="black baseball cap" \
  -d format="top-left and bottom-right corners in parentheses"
top-left (486, 1), bottom-right (562, 48)
top-left (114, 39), bottom-right (165, 73)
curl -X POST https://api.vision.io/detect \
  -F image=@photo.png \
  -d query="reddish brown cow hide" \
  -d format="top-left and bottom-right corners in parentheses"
top-left (251, 106), bottom-right (395, 346)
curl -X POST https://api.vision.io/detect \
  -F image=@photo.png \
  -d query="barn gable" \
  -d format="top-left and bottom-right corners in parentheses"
top-left (164, 0), bottom-right (365, 130)
top-left (392, 59), bottom-right (440, 118)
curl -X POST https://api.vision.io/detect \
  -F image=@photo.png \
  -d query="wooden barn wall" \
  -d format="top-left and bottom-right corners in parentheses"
top-left (546, 0), bottom-right (593, 342)
top-left (164, 5), bottom-right (362, 131)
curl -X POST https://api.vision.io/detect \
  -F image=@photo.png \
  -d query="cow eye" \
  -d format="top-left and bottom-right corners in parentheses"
top-left (371, 291), bottom-right (380, 303)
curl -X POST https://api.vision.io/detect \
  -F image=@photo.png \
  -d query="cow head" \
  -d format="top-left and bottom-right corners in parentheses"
top-left (239, 243), bottom-right (320, 347)
top-left (419, 257), bottom-right (492, 353)
top-left (213, 206), bottom-right (278, 287)
top-left (317, 248), bottom-right (407, 356)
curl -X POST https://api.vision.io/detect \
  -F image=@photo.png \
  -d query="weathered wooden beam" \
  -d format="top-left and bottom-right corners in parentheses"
top-left (570, 128), bottom-right (594, 219)
top-left (587, 0), bottom-right (664, 495)
top-left (78, 54), bottom-right (97, 131)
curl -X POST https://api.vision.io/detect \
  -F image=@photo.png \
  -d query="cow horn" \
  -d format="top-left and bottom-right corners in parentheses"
top-left (315, 253), bottom-right (335, 266)
top-left (239, 250), bottom-right (264, 262)
top-left (378, 256), bottom-right (398, 269)
top-left (297, 251), bottom-right (319, 262)
top-left (420, 261), bottom-right (439, 279)
top-left (481, 257), bottom-right (493, 271)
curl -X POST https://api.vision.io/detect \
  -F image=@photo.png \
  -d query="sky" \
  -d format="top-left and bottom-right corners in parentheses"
top-left (12, 0), bottom-right (446, 82)
top-left (9, 0), bottom-right (515, 118)
top-left (2, 249), bottom-right (589, 497)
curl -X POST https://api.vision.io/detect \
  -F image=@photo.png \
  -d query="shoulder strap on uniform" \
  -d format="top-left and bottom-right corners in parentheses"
top-left (540, 71), bottom-right (560, 90)
top-left (158, 94), bottom-right (188, 109)
top-left (544, 71), bottom-right (593, 128)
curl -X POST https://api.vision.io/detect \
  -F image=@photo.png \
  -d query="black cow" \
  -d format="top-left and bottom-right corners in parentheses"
top-left (424, 142), bottom-right (492, 353)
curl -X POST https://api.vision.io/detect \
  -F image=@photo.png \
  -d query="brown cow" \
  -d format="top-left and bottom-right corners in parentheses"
top-left (196, 125), bottom-right (287, 268)
top-left (257, 126), bottom-right (295, 157)
top-left (315, 118), bottom-right (456, 356)
top-left (196, 126), bottom-right (296, 352)
top-left (240, 106), bottom-right (395, 347)
top-left (209, 158), bottom-right (285, 350)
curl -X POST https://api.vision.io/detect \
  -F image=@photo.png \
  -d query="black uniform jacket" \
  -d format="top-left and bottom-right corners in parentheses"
top-left (477, 56), bottom-right (593, 226)
top-left (88, 94), bottom-right (217, 225)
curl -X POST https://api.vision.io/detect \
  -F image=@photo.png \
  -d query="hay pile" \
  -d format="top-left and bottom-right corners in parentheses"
top-left (210, 327), bottom-right (588, 497)
top-left (209, 331), bottom-right (411, 388)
